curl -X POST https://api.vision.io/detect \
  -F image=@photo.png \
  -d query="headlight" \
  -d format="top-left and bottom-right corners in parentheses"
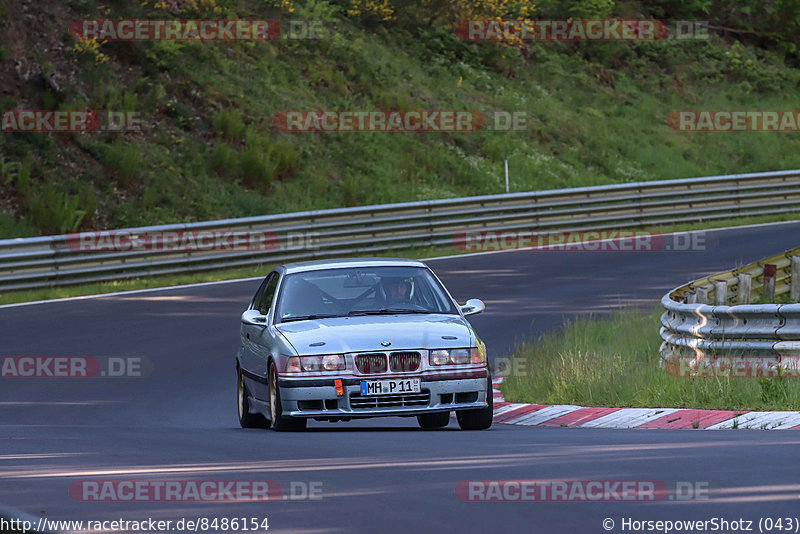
top-left (322, 355), bottom-right (344, 371)
top-left (430, 349), bottom-right (451, 365)
top-left (428, 348), bottom-right (484, 366)
top-left (286, 354), bottom-right (346, 373)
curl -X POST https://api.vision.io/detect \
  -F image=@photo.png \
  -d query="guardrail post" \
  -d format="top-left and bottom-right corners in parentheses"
top-left (737, 273), bottom-right (751, 304)
top-left (764, 264), bottom-right (777, 302)
top-left (792, 256), bottom-right (800, 302)
top-left (713, 280), bottom-right (727, 305)
top-left (696, 286), bottom-right (708, 304)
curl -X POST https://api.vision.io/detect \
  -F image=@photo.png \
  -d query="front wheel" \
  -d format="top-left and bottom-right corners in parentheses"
top-left (269, 362), bottom-right (307, 432)
top-left (456, 375), bottom-right (493, 430)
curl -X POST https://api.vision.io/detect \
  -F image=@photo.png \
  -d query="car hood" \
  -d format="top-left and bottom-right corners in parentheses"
top-left (275, 314), bottom-right (475, 355)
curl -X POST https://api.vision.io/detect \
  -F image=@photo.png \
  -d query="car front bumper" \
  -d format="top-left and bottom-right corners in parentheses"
top-left (277, 371), bottom-right (490, 418)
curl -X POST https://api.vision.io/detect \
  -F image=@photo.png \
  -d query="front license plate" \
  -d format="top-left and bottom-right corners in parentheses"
top-left (360, 378), bottom-right (421, 396)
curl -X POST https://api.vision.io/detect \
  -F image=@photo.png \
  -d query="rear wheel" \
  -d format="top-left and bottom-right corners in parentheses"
top-left (269, 362), bottom-right (307, 432)
top-left (417, 411), bottom-right (451, 429)
top-left (456, 374), bottom-right (493, 430)
top-left (238, 366), bottom-right (267, 428)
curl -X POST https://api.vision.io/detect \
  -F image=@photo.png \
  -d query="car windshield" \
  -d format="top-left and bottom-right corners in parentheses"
top-left (276, 266), bottom-right (458, 322)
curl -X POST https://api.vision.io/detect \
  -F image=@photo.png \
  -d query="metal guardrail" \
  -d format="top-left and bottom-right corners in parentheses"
top-left (660, 246), bottom-right (800, 361)
top-left (2, 168), bottom-right (800, 292)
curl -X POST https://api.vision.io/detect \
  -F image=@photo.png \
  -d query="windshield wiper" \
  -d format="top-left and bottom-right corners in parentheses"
top-left (348, 308), bottom-right (433, 316)
top-left (281, 314), bottom-right (341, 322)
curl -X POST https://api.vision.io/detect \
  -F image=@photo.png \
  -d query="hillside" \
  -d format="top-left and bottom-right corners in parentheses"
top-left (1, 0), bottom-right (800, 238)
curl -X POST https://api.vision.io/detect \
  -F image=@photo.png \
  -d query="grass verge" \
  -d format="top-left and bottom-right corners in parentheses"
top-left (500, 308), bottom-right (800, 411)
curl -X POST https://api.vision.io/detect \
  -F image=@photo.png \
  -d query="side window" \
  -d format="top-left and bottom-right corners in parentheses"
top-left (251, 275), bottom-right (271, 310)
top-left (255, 273), bottom-right (280, 315)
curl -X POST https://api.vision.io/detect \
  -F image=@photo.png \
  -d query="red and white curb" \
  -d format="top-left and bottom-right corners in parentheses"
top-left (491, 376), bottom-right (800, 430)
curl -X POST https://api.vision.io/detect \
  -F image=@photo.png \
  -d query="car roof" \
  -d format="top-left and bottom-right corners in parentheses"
top-left (281, 257), bottom-right (427, 274)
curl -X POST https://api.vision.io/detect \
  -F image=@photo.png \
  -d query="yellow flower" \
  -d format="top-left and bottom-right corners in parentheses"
top-left (73, 37), bottom-right (109, 63)
top-left (347, 0), bottom-right (395, 22)
top-left (267, 0), bottom-right (294, 13)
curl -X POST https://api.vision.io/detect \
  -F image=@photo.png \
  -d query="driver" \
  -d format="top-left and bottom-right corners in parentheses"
top-left (383, 277), bottom-right (413, 305)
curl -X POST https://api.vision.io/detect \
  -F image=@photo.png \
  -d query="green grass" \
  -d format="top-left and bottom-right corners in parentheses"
top-left (102, 141), bottom-right (142, 187)
top-left (500, 308), bottom-right (800, 411)
top-left (212, 110), bottom-right (246, 143)
top-left (2, 0), bottom-right (800, 237)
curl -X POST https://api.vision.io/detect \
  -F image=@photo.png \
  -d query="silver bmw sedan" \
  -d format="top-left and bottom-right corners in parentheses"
top-left (235, 258), bottom-right (492, 431)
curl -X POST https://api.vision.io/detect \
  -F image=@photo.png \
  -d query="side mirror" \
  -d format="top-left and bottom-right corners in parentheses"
top-left (460, 298), bottom-right (485, 316)
top-left (241, 309), bottom-right (268, 326)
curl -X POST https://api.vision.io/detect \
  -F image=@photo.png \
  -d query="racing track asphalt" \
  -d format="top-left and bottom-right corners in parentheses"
top-left (1, 221), bottom-right (800, 533)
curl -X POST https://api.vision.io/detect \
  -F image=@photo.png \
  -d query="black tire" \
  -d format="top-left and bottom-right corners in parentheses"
top-left (269, 362), bottom-right (307, 432)
top-left (417, 411), bottom-right (451, 429)
top-left (456, 374), bottom-right (494, 430)
top-left (238, 366), bottom-right (267, 428)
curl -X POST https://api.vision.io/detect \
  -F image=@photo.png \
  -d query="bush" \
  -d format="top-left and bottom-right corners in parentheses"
top-left (342, 172), bottom-right (361, 206)
top-left (77, 185), bottom-right (97, 225)
top-left (240, 146), bottom-right (275, 191)
top-left (346, 0), bottom-right (535, 29)
top-left (210, 143), bottom-right (238, 176)
top-left (238, 128), bottom-right (299, 190)
top-left (142, 184), bottom-right (158, 210)
top-left (212, 110), bottom-right (245, 143)
top-left (103, 141), bottom-right (141, 186)
top-left (26, 184), bottom-right (87, 235)
top-left (271, 139), bottom-right (299, 180)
